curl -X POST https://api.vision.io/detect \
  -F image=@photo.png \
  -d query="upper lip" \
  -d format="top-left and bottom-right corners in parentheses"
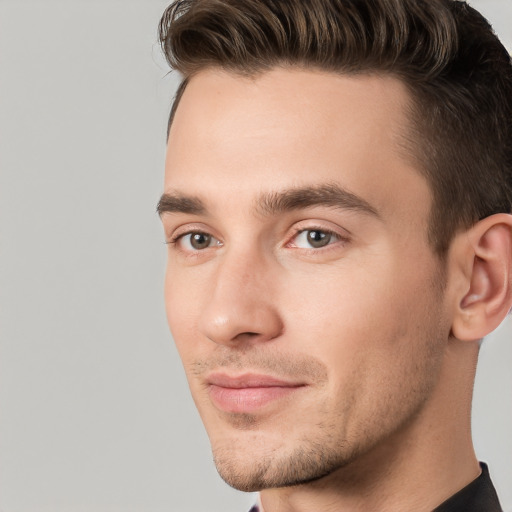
top-left (207, 372), bottom-right (305, 389)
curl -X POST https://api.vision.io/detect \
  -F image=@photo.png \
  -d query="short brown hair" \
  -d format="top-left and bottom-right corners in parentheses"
top-left (159, 0), bottom-right (512, 254)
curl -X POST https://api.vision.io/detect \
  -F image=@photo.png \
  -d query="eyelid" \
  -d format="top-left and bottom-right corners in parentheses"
top-left (165, 222), bottom-right (223, 250)
top-left (165, 221), bottom-right (350, 254)
top-left (286, 220), bottom-right (351, 245)
top-left (181, 232), bottom-right (221, 250)
top-left (169, 231), bottom-right (219, 245)
top-left (166, 222), bottom-right (214, 242)
top-left (288, 229), bottom-right (340, 248)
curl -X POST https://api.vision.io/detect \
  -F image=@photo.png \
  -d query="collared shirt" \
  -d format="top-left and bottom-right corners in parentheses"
top-left (248, 463), bottom-right (502, 512)
top-left (434, 463), bottom-right (502, 512)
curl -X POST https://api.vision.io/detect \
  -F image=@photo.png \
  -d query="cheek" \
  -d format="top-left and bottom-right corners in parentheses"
top-left (282, 262), bottom-right (395, 347)
top-left (280, 262), bottom-right (445, 442)
top-left (281, 256), bottom-right (442, 383)
top-left (164, 263), bottom-right (202, 358)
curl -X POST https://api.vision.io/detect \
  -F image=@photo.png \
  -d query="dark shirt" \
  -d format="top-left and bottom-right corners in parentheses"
top-left (434, 463), bottom-right (502, 512)
top-left (248, 463), bottom-right (502, 512)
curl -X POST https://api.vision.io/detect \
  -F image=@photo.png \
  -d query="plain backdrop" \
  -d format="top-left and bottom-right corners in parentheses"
top-left (0, 1), bottom-right (511, 511)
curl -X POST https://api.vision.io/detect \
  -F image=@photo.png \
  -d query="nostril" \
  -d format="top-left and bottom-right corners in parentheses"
top-left (231, 330), bottom-right (280, 344)
top-left (233, 331), bottom-right (261, 341)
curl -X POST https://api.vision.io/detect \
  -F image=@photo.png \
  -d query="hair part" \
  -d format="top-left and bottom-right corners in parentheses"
top-left (159, 0), bottom-right (512, 255)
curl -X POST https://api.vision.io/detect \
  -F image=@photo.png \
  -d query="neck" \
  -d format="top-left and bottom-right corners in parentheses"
top-left (260, 339), bottom-right (481, 512)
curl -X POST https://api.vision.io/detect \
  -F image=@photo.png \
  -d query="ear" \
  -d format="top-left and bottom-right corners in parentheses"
top-left (451, 213), bottom-right (512, 341)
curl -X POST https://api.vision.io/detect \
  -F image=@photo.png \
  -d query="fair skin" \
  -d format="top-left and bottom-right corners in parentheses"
top-left (159, 68), bottom-right (512, 512)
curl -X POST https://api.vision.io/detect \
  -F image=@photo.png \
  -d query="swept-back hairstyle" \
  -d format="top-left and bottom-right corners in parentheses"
top-left (159, 0), bottom-right (512, 254)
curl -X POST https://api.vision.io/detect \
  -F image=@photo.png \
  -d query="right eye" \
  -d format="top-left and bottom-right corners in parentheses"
top-left (172, 231), bottom-right (222, 251)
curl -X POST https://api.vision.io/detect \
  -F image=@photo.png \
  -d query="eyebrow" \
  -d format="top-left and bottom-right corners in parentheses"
top-left (157, 183), bottom-right (379, 219)
top-left (257, 183), bottom-right (379, 218)
top-left (157, 193), bottom-right (206, 216)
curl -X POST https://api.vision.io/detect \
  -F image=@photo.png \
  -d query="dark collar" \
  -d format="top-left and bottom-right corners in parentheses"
top-left (249, 463), bottom-right (502, 512)
top-left (433, 463), bottom-right (502, 512)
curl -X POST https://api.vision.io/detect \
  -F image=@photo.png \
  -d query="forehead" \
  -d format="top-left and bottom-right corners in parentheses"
top-left (165, 68), bottom-right (429, 222)
top-left (168, 68), bottom-right (412, 156)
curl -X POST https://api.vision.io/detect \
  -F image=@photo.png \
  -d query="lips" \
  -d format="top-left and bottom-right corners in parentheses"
top-left (206, 373), bottom-right (306, 414)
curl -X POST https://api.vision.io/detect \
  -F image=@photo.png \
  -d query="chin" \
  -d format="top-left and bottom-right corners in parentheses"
top-left (211, 433), bottom-right (356, 492)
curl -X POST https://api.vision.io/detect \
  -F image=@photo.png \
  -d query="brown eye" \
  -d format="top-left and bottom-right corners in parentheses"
top-left (189, 232), bottom-right (212, 250)
top-left (306, 230), bottom-right (332, 248)
top-left (171, 230), bottom-right (222, 252)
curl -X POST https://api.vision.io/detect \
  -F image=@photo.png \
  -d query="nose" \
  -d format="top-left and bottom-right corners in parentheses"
top-left (198, 251), bottom-right (284, 346)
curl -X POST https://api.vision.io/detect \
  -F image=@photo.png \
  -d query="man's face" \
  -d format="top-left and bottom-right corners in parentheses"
top-left (161, 69), bottom-right (450, 491)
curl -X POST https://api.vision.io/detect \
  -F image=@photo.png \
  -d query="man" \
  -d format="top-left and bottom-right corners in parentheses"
top-left (157, 0), bottom-right (512, 510)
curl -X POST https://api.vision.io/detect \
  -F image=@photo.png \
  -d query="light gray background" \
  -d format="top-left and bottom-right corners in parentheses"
top-left (0, 1), bottom-right (510, 511)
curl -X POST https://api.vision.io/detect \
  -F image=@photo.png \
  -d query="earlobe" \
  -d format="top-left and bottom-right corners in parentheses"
top-left (451, 214), bottom-right (512, 341)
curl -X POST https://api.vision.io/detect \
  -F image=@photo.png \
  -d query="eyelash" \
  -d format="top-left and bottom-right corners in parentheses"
top-left (165, 230), bottom-right (218, 246)
top-left (286, 226), bottom-right (349, 250)
top-left (166, 225), bottom-right (349, 254)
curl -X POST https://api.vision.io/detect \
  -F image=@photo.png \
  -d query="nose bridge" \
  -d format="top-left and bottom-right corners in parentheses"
top-left (199, 245), bottom-right (283, 345)
top-left (218, 246), bottom-right (258, 292)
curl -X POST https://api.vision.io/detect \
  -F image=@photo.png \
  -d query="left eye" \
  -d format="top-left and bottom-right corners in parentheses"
top-left (292, 229), bottom-right (338, 249)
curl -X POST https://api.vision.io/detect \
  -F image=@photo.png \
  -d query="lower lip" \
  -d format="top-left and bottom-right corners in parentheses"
top-left (208, 385), bottom-right (302, 414)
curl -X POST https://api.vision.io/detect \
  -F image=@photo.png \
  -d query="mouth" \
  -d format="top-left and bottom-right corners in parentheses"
top-left (206, 373), bottom-right (307, 414)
